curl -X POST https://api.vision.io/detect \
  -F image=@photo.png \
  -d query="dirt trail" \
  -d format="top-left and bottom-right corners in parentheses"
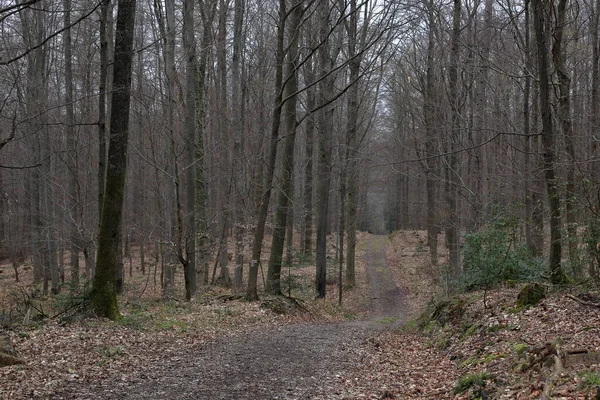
top-left (62, 235), bottom-right (407, 400)
top-left (365, 235), bottom-right (408, 326)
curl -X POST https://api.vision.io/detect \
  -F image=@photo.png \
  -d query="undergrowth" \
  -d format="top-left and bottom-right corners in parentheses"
top-left (462, 207), bottom-right (545, 292)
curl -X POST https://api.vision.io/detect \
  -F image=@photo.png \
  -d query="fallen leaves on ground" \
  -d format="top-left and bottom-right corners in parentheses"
top-left (1, 231), bottom-right (600, 399)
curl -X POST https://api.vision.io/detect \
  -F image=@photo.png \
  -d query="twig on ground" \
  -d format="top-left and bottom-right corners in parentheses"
top-left (566, 294), bottom-right (600, 308)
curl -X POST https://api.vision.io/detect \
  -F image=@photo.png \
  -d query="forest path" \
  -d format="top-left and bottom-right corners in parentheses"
top-left (96, 235), bottom-right (406, 400)
top-left (364, 234), bottom-right (408, 326)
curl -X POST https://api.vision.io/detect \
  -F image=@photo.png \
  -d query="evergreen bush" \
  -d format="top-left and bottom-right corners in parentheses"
top-left (462, 208), bottom-right (544, 291)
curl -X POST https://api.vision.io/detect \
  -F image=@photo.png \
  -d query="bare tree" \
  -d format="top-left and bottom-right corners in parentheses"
top-left (422, 0), bottom-right (439, 266)
top-left (232, 0), bottom-right (246, 290)
top-left (63, 0), bottom-right (81, 287)
top-left (90, 0), bottom-right (137, 319)
top-left (446, 0), bottom-right (462, 286)
top-left (182, 0), bottom-right (197, 300)
top-left (552, 0), bottom-right (578, 276)
top-left (315, 0), bottom-right (336, 299)
top-left (344, 0), bottom-right (369, 288)
top-left (266, 0), bottom-right (303, 295)
top-left (532, 0), bottom-right (564, 284)
top-left (246, 0), bottom-right (286, 301)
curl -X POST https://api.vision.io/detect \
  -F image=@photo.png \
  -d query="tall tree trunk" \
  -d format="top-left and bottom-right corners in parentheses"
top-left (302, 50), bottom-right (316, 256)
top-left (98, 0), bottom-right (113, 232)
top-left (232, 0), bottom-right (246, 291)
top-left (552, 0), bottom-right (578, 278)
top-left (344, 0), bottom-right (366, 287)
top-left (524, 0), bottom-right (536, 255)
top-left (154, 0), bottom-right (177, 296)
top-left (196, 0), bottom-right (217, 285)
top-left (182, 0), bottom-right (197, 300)
top-left (471, 0), bottom-right (493, 229)
top-left (285, 181), bottom-right (295, 269)
top-left (590, 0), bottom-right (600, 278)
top-left (42, 115), bottom-right (59, 295)
top-left (529, 50), bottom-right (545, 256)
top-left (90, 0), bottom-right (137, 319)
top-left (446, 0), bottom-right (462, 285)
top-left (216, 0), bottom-right (231, 286)
top-left (533, 0), bottom-right (564, 284)
top-left (338, 150), bottom-right (345, 303)
top-left (592, 0), bottom-right (600, 189)
top-left (316, 0), bottom-right (334, 299)
top-left (63, 0), bottom-right (80, 288)
top-left (423, 0), bottom-right (438, 266)
top-left (20, 3), bottom-right (46, 289)
top-left (246, 0), bottom-right (286, 301)
top-left (266, 0), bottom-right (302, 295)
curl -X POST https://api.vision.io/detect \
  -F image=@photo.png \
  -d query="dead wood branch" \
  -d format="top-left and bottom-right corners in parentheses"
top-left (566, 294), bottom-right (600, 308)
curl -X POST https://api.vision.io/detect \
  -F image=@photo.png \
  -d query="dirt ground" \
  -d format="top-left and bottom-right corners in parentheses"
top-left (43, 235), bottom-right (411, 400)
top-left (4, 231), bottom-right (598, 399)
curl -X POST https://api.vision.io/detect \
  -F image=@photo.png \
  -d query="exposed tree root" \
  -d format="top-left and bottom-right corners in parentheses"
top-left (541, 353), bottom-right (563, 400)
top-left (566, 294), bottom-right (600, 308)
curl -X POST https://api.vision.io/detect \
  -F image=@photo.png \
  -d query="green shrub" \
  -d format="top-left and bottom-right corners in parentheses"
top-left (584, 217), bottom-right (600, 279)
top-left (462, 208), bottom-right (544, 291)
top-left (454, 371), bottom-right (492, 395)
top-left (418, 297), bottom-right (466, 328)
top-left (579, 371), bottom-right (600, 388)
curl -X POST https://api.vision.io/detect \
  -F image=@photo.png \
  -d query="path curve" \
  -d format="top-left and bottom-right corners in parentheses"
top-left (66, 235), bottom-right (407, 400)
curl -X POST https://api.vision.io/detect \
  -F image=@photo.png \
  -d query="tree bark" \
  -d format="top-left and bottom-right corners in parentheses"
top-left (423, 0), bottom-right (438, 266)
top-left (316, 0), bottom-right (334, 299)
top-left (216, 0), bottom-right (231, 286)
top-left (470, 0), bottom-right (493, 229)
top-left (592, 0), bottom-right (600, 188)
top-left (446, 0), bottom-right (462, 285)
top-left (182, 0), bottom-right (197, 300)
top-left (552, 0), bottom-right (578, 277)
top-left (232, 0), bottom-right (246, 291)
top-left (63, 0), bottom-right (80, 288)
top-left (90, 0), bottom-right (137, 319)
top-left (344, 0), bottom-right (366, 287)
top-left (196, 0), bottom-right (217, 285)
top-left (302, 48), bottom-right (316, 256)
top-left (246, 0), bottom-right (286, 301)
top-left (98, 0), bottom-right (113, 232)
top-left (266, 0), bottom-right (302, 296)
top-left (524, 0), bottom-right (538, 257)
top-left (533, 0), bottom-right (564, 284)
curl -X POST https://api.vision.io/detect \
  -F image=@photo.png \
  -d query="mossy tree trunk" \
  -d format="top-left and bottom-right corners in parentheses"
top-left (90, 0), bottom-right (137, 320)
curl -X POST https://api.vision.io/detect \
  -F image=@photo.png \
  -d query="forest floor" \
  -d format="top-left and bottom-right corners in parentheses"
top-left (0, 232), bottom-right (599, 399)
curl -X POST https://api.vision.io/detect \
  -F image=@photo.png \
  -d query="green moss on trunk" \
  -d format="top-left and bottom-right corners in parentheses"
top-left (516, 283), bottom-right (546, 308)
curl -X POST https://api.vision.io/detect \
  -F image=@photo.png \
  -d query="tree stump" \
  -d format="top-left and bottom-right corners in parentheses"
top-left (516, 283), bottom-right (546, 308)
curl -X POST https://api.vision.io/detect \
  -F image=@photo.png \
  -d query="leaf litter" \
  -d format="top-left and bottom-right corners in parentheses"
top-left (0, 231), bottom-right (598, 399)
